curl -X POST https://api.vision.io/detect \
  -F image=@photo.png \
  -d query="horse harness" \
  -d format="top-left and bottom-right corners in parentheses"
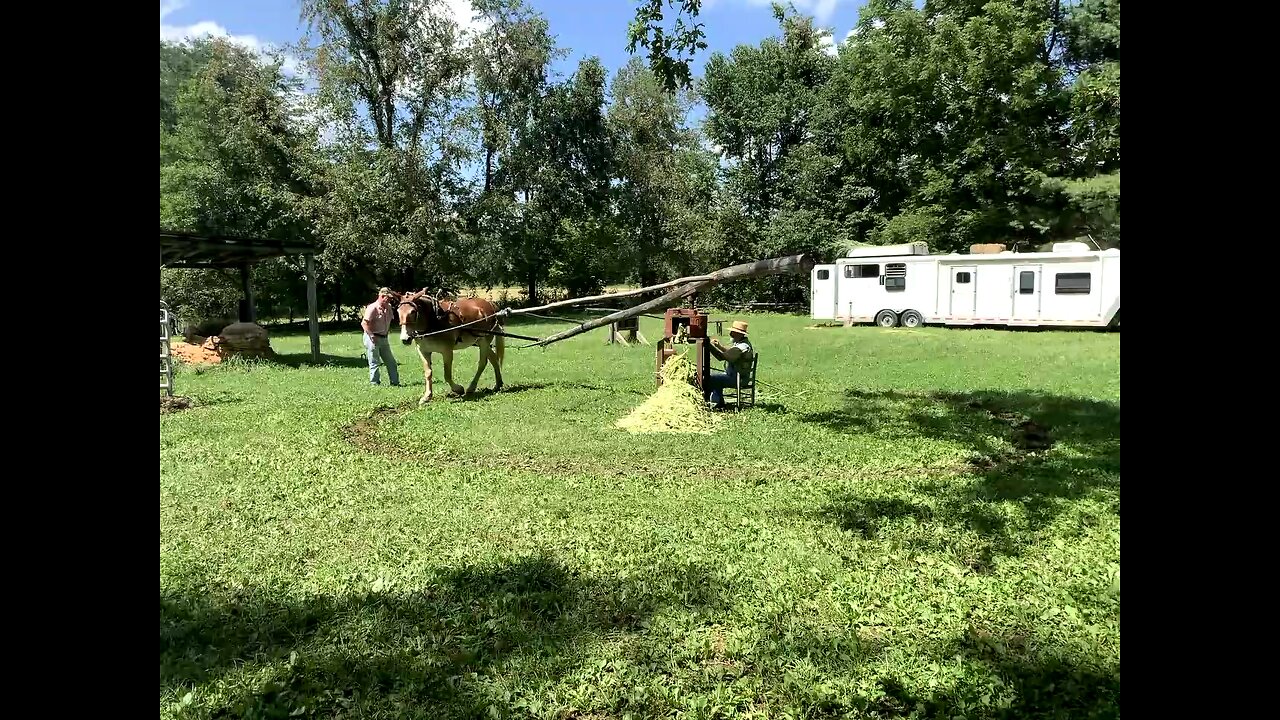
top-left (399, 293), bottom-right (478, 344)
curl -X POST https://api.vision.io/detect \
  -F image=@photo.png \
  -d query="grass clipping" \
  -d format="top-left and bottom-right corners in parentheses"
top-left (615, 351), bottom-right (720, 435)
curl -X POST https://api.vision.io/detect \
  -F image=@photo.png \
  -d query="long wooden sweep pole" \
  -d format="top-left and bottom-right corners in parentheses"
top-left (518, 254), bottom-right (816, 349)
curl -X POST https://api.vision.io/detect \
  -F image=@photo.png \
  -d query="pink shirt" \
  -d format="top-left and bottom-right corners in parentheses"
top-left (363, 301), bottom-right (393, 336)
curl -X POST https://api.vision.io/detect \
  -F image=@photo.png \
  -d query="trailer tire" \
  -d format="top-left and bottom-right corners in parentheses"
top-left (875, 309), bottom-right (899, 328)
top-left (899, 310), bottom-right (923, 328)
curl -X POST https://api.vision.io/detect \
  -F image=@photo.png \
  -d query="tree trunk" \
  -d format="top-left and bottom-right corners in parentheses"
top-left (485, 146), bottom-right (494, 193)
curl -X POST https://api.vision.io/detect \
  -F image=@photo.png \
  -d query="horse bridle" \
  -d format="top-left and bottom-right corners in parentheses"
top-left (399, 292), bottom-right (451, 338)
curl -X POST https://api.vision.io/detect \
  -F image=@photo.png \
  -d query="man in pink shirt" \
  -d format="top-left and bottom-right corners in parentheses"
top-left (361, 287), bottom-right (401, 386)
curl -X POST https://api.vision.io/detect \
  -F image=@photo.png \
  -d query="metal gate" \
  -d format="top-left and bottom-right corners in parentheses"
top-left (161, 302), bottom-right (174, 396)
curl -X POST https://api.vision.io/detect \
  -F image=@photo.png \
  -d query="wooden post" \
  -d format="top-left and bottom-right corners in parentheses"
top-left (306, 254), bottom-right (320, 363)
top-left (240, 264), bottom-right (257, 323)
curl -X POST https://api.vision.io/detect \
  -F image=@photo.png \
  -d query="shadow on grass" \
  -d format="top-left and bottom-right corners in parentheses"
top-left (447, 382), bottom-right (549, 401)
top-left (161, 556), bottom-right (731, 719)
top-left (804, 389), bottom-right (1120, 566)
top-left (272, 352), bottom-right (371, 369)
top-left (872, 632), bottom-right (1120, 720)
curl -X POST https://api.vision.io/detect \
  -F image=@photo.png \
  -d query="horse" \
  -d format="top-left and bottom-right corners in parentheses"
top-left (396, 289), bottom-right (506, 405)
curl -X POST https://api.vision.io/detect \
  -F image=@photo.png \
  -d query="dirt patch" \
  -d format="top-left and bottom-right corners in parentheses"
top-left (340, 403), bottom-right (416, 454)
top-left (160, 396), bottom-right (193, 414)
top-left (967, 401), bottom-right (1054, 451)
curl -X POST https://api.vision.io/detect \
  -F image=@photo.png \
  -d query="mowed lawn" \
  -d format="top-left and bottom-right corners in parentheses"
top-left (160, 314), bottom-right (1120, 720)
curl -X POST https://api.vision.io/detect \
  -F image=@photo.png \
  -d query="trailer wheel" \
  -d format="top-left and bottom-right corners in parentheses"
top-left (899, 310), bottom-right (923, 328)
top-left (875, 309), bottom-right (899, 328)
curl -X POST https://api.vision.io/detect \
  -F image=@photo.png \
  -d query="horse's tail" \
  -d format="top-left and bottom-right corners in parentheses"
top-left (494, 327), bottom-right (506, 366)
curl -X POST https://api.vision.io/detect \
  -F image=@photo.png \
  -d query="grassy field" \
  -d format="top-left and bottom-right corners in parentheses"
top-left (160, 314), bottom-right (1120, 720)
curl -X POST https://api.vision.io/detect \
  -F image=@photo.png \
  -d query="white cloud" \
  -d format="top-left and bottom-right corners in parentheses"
top-left (159, 0), bottom-right (185, 21)
top-left (160, 19), bottom-right (265, 53)
top-left (443, 0), bottom-right (487, 37)
top-left (742, 0), bottom-right (849, 24)
top-left (160, 8), bottom-right (309, 81)
top-left (819, 32), bottom-right (837, 57)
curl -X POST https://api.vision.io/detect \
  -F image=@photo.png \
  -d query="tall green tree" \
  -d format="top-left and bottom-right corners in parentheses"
top-left (626, 0), bottom-right (707, 94)
top-left (1065, 0), bottom-right (1120, 173)
top-left (159, 38), bottom-right (322, 321)
top-left (609, 58), bottom-right (708, 285)
top-left (701, 4), bottom-right (838, 270)
top-left (160, 39), bottom-right (215, 134)
top-left (822, 0), bottom-right (1075, 250)
top-left (298, 0), bottom-right (473, 292)
top-left (499, 57), bottom-right (616, 302)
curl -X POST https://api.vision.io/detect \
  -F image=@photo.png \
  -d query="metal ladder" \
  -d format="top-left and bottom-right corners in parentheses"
top-left (161, 302), bottom-right (174, 396)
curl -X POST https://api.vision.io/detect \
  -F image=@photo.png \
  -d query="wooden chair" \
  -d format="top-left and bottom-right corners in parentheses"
top-left (721, 353), bottom-right (759, 411)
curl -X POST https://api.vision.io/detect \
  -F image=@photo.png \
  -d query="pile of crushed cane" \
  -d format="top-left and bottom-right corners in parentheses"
top-left (615, 351), bottom-right (720, 435)
top-left (168, 322), bottom-right (275, 365)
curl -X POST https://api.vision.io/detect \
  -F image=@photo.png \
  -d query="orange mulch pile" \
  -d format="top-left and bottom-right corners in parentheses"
top-left (170, 336), bottom-right (226, 364)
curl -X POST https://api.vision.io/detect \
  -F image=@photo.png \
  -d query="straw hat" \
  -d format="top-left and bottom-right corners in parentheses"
top-left (729, 320), bottom-right (749, 337)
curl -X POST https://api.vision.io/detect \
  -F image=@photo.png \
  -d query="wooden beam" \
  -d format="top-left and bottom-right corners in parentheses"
top-left (522, 254), bottom-right (816, 348)
top-left (306, 254), bottom-right (320, 363)
top-left (516, 274), bottom-right (715, 314)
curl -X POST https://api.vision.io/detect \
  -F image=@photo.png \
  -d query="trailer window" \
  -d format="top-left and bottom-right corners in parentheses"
top-left (1055, 272), bottom-right (1091, 294)
top-left (1019, 271), bottom-right (1035, 294)
top-left (885, 263), bottom-right (906, 291)
top-left (955, 272), bottom-right (972, 284)
top-left (844, 264), bottom-right (879, 279)
top-left (816, 269), bottom-right (830, 280)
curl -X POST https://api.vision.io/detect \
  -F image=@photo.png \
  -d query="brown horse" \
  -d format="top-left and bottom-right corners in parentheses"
top-left (396, 290), bottom-right (506, 404)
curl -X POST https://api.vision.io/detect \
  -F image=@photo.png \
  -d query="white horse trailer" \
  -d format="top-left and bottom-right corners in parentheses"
top-left (809, 242), bottom-right (1120, 329)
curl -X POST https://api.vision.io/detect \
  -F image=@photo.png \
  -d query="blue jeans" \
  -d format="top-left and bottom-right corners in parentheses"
top-left (704, 371), bottom-right (737, 406)
top-left (363, 334), bottom-right (399, 385)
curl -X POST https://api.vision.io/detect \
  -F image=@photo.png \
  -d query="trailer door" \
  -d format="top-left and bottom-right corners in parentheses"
top-left (810, 265), bottom-right (837, 319)
top-left (949, 266), bottom-right (977, 319)
top-left (1012, 265), bottom-right (1041, 321)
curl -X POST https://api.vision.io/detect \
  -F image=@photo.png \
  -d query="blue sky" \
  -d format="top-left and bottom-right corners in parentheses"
top-left (160, 0), bottom-right (868, 85)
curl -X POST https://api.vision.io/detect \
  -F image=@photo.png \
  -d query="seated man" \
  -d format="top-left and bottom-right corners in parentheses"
top-left (705, 320), bottom-right (754, 409)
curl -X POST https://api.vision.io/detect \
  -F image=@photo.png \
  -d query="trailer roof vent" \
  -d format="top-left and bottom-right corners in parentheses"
top-left (846, 242), bottom-right (929, 258)
top-left (1051, 241), bottom-right (1091, 254)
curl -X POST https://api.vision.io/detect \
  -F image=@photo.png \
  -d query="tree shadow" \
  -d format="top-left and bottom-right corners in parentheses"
top-left (161, 555), bottom-right (731, 718)
top-left (752, 401), bottom-right (789, 414)
top-left (805, 389), bottom-right (1119, 565)
top-left (873, 632), bottom-right (1119, 720)
top-left (271, 352), bottom-right (372, 369)
top-left (448, 382), bottom-right (550, 402)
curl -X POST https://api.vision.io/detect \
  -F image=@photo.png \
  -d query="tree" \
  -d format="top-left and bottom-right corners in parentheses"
top-left (609, 58), bottom-right (707, 285)
top-left (159, 38), bottom-right (322, 321)
top-left (499, 57), bottom-right (616, 303)
top-left (700, 4), bottom-right (838, 289)
top-left (626, 0), bottom-right (707, 94)
top-left (160, 39), bottom-right (215, 133)
top-left (823, 0), bottom-right (1076, 251)
top-left (1065, 0), bottom-right (1120, 173)
top-left (298, 0), bottom-right (473, 293)
top-left (470, 0), bottom-right (559, 195)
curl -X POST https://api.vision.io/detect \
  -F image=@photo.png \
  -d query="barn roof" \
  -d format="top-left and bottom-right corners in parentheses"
top-left (159, 228), bottom-right (316, 268)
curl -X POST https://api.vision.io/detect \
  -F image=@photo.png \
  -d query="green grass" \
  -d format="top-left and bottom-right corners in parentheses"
top-left (160, 314), bottom-right (1120, 720)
